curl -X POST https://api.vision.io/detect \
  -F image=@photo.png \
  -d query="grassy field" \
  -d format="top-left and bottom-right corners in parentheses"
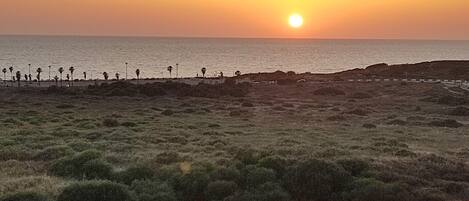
top-left (0, 81), bottom-right (468, 201)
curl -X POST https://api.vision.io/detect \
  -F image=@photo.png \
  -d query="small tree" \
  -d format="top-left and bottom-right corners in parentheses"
top-left (69, 66), bottom-right (75, 86)
top-left (103, 72), bottom-right (109, 81)
top-left (115, 72), bottom-right (120, 81)
top-left (36, 67), bottom-right (43, 86)
top-left (15, 71), bottom-right (21, 87)
top-left (83, 72), bottom-right (87, 80)
top-left (58, 67), bottom-right (64, 87)
top-left (8, 66), bottom-right (13, 82)
top-left (135, 69), bottom-right (140, 84)
top-left (167, 66), bottom-right (173, 78)
top-left (235, 70), bottom-right (241, 76)
top-left (54, 75), bottom-right (59, 85)
top-left (2, 68), bottom-right (6, 85)
top-left (201, 67), bottom-right (207, 78)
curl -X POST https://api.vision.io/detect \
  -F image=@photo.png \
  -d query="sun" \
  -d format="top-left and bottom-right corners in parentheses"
top-left (289, 14), bottom-right (303, 28)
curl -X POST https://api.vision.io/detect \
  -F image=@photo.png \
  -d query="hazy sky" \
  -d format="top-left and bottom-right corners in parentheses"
top-left (2, 0), bottom-right (469, 39)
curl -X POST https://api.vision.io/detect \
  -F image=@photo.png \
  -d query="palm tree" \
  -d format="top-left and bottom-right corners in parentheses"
top-left (54, 75), bottom-right (59, 86)
top-left (2, 68), bottom-right (6, 85)
top-left (69, 66), bottom-right (75, 86)
top-left (9, 66), bottom-right (13, 82)
top-left (58, 67), bottom-right (64, 87)
top-left (201, 67), bottom-right (207, 78)
top-left (235, 70), bottom-right (241, 76)
top-left (103, 72), bottom-right (109, 81)
top-left (125, 62), bottom-right (128, 80)
top-left (167, 66), bottom-right (173, 78)
top-left (135, 69), bottom-right (140, 84)
top-left (15, 71), bottom-right (21, 87)
top-left (48, 65), bottom-right (51, 80)
top-left (36, 68), bottom-right (42, 86)
top-left (115, 72), bottom-right (120, 81)
top-left (83, 72), bottom-right (87, 80)
top-left (28, 64), bottom-right (32, 84)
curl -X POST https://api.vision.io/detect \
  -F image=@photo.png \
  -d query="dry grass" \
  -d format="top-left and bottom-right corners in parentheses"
top-left (0, 82), bottom-right (468, 199)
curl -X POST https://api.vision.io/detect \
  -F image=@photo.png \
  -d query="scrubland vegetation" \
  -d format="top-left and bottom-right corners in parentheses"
top-left (0, 81), bottom-right (468, 201)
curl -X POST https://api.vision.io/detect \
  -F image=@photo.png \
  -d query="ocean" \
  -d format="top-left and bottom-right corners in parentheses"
top-left (1, 35), bottom-right (469, 79)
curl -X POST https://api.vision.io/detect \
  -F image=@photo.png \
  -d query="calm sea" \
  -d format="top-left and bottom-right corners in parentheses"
top-left (1, 35), bottom-right (469, 79)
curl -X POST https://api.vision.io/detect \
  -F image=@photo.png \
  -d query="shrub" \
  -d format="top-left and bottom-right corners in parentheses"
top-left (337, 159), bottom-right (370, 177)
top-left (327, 115), bottom-right (346, 121)
top-left (234, 149), bottom-right (260, 165)
top-left (342, 178), bottom-right (413, 201)
top-left (228, 182), bottom-right (290, 201)
top-left (162, 110), bottom-right (174, 116)
top-left (1, 192), bottom-right (49, 201)
top-left (57, 181), bottom-right (131, 201)
top-left (313, 87), bottom-right (346, 96)
top-left (130, 180), bottom-right (177, 201)
top-left (387, 119), bottom-right (407, 126)
top-left (116, 166), bottom-right (156, 185)
top-left (240, 165), bottom-right (277, 189)
top-left (428, 119), bottom-right (463, 128)
top-left (56, 104), bottom-right (75, 109)
top-left (210, 167), bottom-right (241, 183)
top-left (362, 123), bottom-right (377, 129)
top-left (257, 156), bottom-right (288, 177)
top-left (102, 118), bottom-right (119, 127)
top-left (33, 145), bottom-right (75, 161)
top-left (206, 180), bottom-right (238, 201)
top-left (283, 159), bottom-right (352, 201)
top-left (241, 102), bottom-right (254, 107)
top-left (349, 92), bottom-right (372, 99)
top-left (81, 159), bottom-right (113, 180)
top-left (174, 169), bottom-right (210, 201)
top-left (437, 95), bottom-right (466, 106)
top-left (346, 109), bottom-right (370, 116)
top-left (49, 150), bottom-right (112, 180)
top-left (121, 122), bottom-right (138, 127)
top-left (449, 107), bottom-right (469, 116)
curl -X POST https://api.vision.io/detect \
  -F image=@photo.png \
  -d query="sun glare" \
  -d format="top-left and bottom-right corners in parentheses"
top-left (289, 14), bottom-right (303, 28)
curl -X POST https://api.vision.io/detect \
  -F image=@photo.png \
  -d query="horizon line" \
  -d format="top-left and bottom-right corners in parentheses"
top-left (1, 33), bottom-right (469, 42)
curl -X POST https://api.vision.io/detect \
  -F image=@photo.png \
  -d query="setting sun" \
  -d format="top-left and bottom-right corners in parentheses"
top-left (289, 14), bottom-right (303, 28)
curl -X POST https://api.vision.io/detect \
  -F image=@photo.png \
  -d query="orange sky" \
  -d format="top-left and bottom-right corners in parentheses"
top-left (1, 0), bottom-right (469, 39)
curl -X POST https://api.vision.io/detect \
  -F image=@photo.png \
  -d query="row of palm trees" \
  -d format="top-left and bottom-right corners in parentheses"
top-left (2, 63), bottom-right (241, 87)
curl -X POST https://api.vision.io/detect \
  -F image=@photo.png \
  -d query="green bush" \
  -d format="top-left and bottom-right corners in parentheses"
top-left (257, 156), bottom-right (288, 177)
top-left (240, 165), bottom-right (277, 189)
top-left (0, 192), bottom-right (49, 201)
top-left (210, 167), bottom-right (241, 183)
top-left (49, 150), bottom-right (112, 180)
top-left (174, 169), bottom-right (210, 201)
top-left (103, 118), bottom-right (120, 127)
top-left (81, 159), bottom-right (113, 180)
top-left (33, 145), bottom-right (75, 161)
top-left (228, 182), bottom-right (290, 201)
top-left (130, 180), bottom-right (177, 201)
top-left (337, 159), bottom-right (370, 177)
top-left (151, 166), bottom-right (183, 187)
top-left (234, 149), bottom-right (260, 165)
top-left (342, 178), bottom-right (413, 201)
top-left (283, 159), bottom-right (352, 201)
top-left (116, 166), bottom-right (156, 185)
top-left (57, 181), bottom-right (131, 201)
top-left (206, 180), bottom-right (238, 201)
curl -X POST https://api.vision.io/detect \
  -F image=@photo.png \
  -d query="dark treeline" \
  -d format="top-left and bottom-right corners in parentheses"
top-left (42, 80), bottom-right (251, 98)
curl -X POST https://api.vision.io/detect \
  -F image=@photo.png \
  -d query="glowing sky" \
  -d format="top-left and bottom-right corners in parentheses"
top-left (1, 0), bottom-right (469, 39)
